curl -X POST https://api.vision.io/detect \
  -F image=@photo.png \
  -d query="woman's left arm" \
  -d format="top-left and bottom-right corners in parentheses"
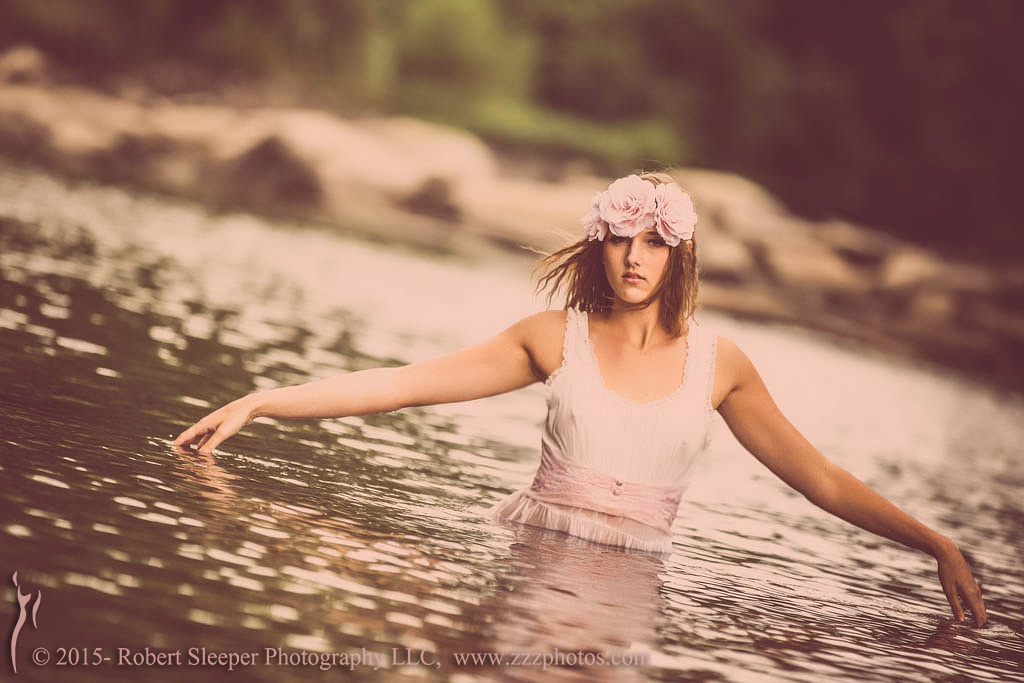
top-left (714, 337), bottom-right (987, 626)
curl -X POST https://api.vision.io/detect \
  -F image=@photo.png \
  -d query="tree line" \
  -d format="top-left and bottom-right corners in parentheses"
top-left (1, 0), bottom-right (1020, 260)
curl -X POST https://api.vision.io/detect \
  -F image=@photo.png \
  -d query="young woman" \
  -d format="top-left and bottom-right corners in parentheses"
top-left (175, 172), bottom-right (987, 626)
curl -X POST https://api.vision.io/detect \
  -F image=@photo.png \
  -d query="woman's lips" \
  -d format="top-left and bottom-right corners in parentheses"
top-left (623, 273), bottom-right (644, 284)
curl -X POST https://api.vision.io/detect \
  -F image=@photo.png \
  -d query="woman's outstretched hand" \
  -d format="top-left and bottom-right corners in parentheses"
top-left (174, 396), bottom-right (257, 455)
top-left (935, 539), bottom-right (987, 626)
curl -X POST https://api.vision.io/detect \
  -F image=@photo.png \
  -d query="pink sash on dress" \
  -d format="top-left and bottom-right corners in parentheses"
top-left (522, 444), bottom-right (684, 534)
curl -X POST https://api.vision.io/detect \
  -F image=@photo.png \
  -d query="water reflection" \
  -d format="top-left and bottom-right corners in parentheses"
top-left (474, 526), bottom-right (665, 681)
top-left (2, 165), bottom-right (1023, 682)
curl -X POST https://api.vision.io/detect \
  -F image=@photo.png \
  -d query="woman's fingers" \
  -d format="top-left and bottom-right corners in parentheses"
top-left (174, 418), bottom-right (229, 455)
top-left (960, 577), bottom-right (987, 627)
top-left (940, 571), bottom-right (965, 622)
top-left (174, 400), bottom-right (254, 455)
top-left (948, 579), bottom-right (988, 627)
top-left (174, 409), bottom-right (222, 446)
top-left (174, 422), bottom-right (211, 449)
top-left (937, 550), bottom-right (987, 626)
top-left (196, 423), bottom-right (236, 455)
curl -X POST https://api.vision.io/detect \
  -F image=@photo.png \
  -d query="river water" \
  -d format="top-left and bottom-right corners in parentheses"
top-left (1, 164), bottom-right (1021, 682)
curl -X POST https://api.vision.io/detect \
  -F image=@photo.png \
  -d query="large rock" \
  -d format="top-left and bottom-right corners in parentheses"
top-left (0, 68), bottom-right (1021, 390)
top-left (756, 238), bottom-right (867, 291)
top-left (882, 249), bottom-right (946, 288)
top-left (362, 116), bottom-right (498, 195)
top-left (460, 176), bottom-right (602, 252)
top-left (0, 82), bottom-right (502, 233)
top-left (0, 45), bottom-right (48, 84)
top-left (697, 229), bottom-right (755, 284)
top-left (206, 135), bottom-right (324, 215)
top-left (0, 111), bottom-right (51, 161)
top-left (671, 168), bottom-right (787, 236)
top-left (906, 290), bottom-right (956, 325)
top-left (699, 282), bottom-right (793, 321)
top-left (816, 219), bottom-right (894, 270)
top-left (0, 85), bottom-right (141, 154)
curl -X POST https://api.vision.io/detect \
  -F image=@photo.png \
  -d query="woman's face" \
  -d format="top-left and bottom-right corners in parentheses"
top-left (602, 228), bottom-right (671, 306)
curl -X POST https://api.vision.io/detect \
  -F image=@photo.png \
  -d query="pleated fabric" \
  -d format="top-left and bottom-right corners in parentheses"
top-left (491, 308), bottom-right (717, 553)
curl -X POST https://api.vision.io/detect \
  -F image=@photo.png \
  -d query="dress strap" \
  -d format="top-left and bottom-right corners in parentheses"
top-left (570, 307), bottom-right (589, 339)
top-left (546, 308), bottom-right (586, 389)
top-left (564, 308), bottom-right (591, 364)
top-left (687, 321), bottom-right (718, 411)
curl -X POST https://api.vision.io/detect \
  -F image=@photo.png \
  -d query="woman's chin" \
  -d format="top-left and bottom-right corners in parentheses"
top-left (612, 292), bottom-right (654, 307)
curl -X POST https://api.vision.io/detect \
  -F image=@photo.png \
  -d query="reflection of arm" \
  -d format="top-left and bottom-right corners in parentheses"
top-left (714, 336), bottom-right (986, 625)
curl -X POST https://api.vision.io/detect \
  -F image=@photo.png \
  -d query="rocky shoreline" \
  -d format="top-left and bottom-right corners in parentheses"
top-left (2, 46), bottom-right (1022, 392)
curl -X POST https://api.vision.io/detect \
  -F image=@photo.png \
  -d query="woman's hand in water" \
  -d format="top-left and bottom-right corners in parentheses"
top-left (174, 395), bottom-right (258, 455)
top-left (934, 538), bottom-right (987, 626)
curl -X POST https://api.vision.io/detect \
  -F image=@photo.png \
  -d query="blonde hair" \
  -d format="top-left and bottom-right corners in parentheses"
top-left (535, 172), bottom-right (699, 337)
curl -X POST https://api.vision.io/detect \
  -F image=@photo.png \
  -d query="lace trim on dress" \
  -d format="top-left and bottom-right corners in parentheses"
top-left (580, 310), bottom-right (693, 408)
top-left (490, 491), bottom-right (674, 554)
top-left (701, 330), bottom-right (717, 450)
top-left (543, 309), bottom-right (575, 395)
top-left (704, 331), bottom-right (717, 414)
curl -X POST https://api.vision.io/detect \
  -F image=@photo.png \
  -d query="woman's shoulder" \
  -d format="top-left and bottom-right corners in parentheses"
top-left (506, 309), bottom-right (570, 378)
top-left (709, 333), bottom-right (762, 393)
top-left (712, 333), bottom-right (744, 365)
top-left (511, 309), bottom-right (569, 342)
top-left (694, 331), bottom-right (749, 409)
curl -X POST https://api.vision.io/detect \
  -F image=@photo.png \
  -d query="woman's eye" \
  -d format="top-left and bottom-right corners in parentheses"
top-left (610, 235), bottom-right (629, 244)
top-left (648, 238), bottom-right (666, 247)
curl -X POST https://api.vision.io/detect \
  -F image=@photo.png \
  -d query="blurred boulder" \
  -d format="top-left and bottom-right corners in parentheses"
top-left (672, 168), bottom-right (787, 236)
top-left (816, 220), bottom-right (893, 270)
top-left (907, 290), bottom-right (956, 325)
top-left (207, 136), bottom-right (323, 215)
top-left (700, 282), bottom-right (793, 321)
top-left (752, 219), bottom-right (866, 291)
top-left (0, 72), bottom-right (1020, 390)
top-left (0, 111), bottom-right (51, 162)
top-left (882, 249), bottom-right (945, 288)
top-left (399, 177), bottom-right (460, 222)
top-left (697, 230), bottom-right (755, 285)
top-left (362, 117), bottom-right (498, 192)
top-left (83, 133), bottom-right (181, 185)
top-left (0, 45), bottom-right (48, 84)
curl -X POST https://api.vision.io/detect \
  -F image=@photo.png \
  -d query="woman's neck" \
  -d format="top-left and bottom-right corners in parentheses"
top-left (601, 301), bottom-right (668, 351)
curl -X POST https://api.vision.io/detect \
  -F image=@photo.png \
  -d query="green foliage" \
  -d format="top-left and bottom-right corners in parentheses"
top-left (387, 0), bottom-right (535, 112)
top-left (1, 0), bottom-right (1021, 257)
top-left (456, 96), bottom-right (681, 172)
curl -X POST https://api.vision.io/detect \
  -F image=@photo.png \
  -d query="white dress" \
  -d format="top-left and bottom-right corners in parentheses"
top-left (490, 308), bottom-right (717, 553)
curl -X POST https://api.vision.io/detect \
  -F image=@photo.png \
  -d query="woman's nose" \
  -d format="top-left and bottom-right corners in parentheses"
top-left (624, 240), bottom-right (640, 265)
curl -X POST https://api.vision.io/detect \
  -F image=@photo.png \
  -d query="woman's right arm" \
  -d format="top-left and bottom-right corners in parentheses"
top-left (173, 311), bottom-right (562, 455)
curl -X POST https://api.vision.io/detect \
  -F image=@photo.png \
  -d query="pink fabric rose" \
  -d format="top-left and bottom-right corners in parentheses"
top-left (598, 175), bottom-right (657, 237)
top-left (652, 183), bottom-right (697, 246)
top-left (581, 175), bottom-right (698, 244)
top-left (580, 192), bottom-right (608, 241)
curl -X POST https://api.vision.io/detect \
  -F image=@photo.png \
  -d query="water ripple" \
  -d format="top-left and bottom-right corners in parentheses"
top-left (1, 165), bottom-right (1021, 682)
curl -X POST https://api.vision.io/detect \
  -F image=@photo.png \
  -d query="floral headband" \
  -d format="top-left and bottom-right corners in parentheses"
top-left (580, 175), bottom-right (697, 246)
